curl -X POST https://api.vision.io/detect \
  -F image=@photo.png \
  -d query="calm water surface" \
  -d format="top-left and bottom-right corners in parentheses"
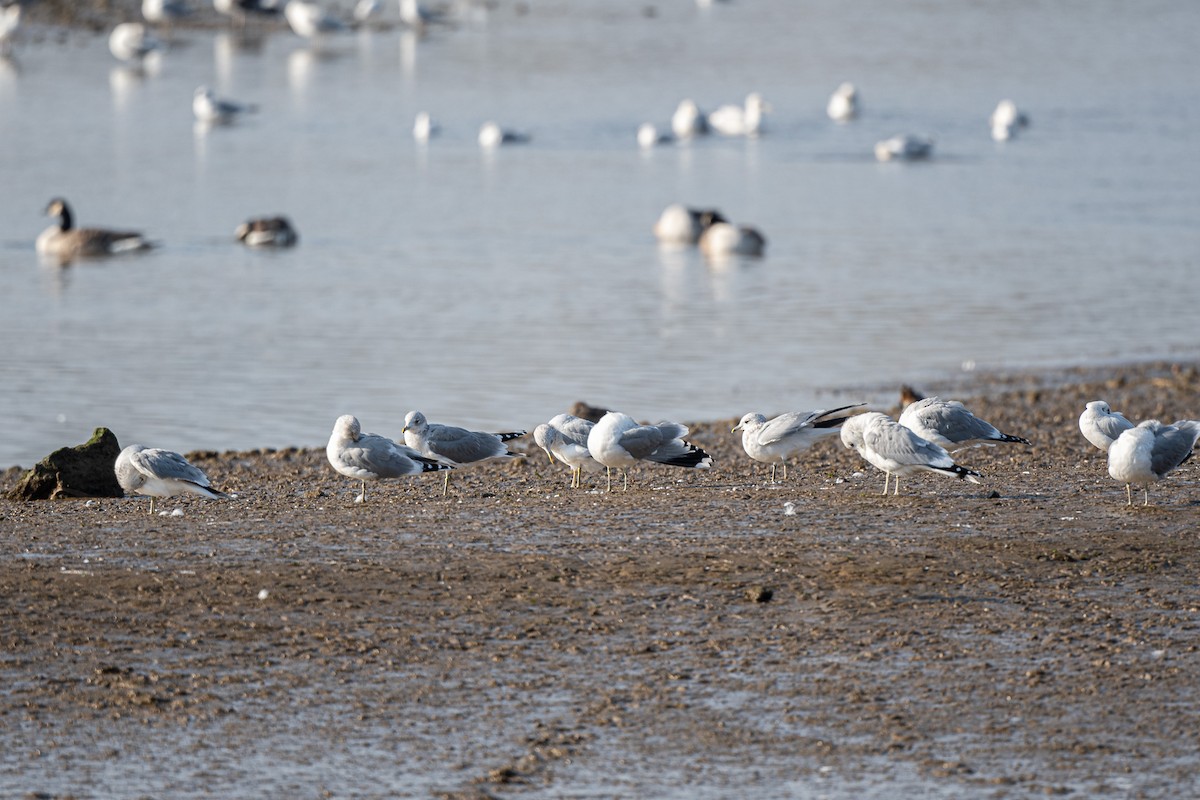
top-left (1, 0), bottom-right (1198, 466)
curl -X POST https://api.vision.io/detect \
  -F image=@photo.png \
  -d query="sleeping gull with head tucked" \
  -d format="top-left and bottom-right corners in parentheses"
top-left (875, 134), bottom-right (934, 162)
top-left (115, 444), bottom-right (227, 515)
top-left (899, 397), bottom-right (1031, 451)
top-left (1107, 419), bottom-right (1200, 506)
top-left (327, 414), bottom-right (450, 502)
top-left (586, 411), bottom-right (713, 492)
top-left (402, 411), bottom-right (526, 495)
top-left (1079, 400), bottom-right (1134, 453)
top-left (533, 413), bottom-right (603, 489)
top-left (841, 412), bottom-right (982, 495)
top-left (734, 404), bottom-right (865, 483)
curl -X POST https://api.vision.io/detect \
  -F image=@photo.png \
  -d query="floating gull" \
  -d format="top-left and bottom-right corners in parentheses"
top-left (586, 411), bottom-right (713, 492)
top-left (707, 92), bottom-right (770, 137)
top-left (733, 404), bottom-right (865, 483)
top-left (402, 411), bottom-right (526, 495)
top-left (989, 99), bottom-right (1029, 142)
top-left (699, 220), bottom-right (766, 258)
top-left (193, 85), bottom-right (257, 124)
top-left (400, 0), bottom-right (452, 30)
top-left (874, 134), bottom-right (934, 162)
top-left (840, 412), bottom-right (982, 495)
top-left (108, 22), bottom-right (162, 63)
top-left (143, 0), bottom-right (190, 35)
top-left (214, 0), bottom-right (284, 27)
top-left (533, 414), bottom-right (602, 489)
top-left (284, 0), bottom-right (345, 38)
top-left (1107, 419), bottom-right (1200, 505)
top-left (671, 99), bottom-right (708, 139)
top-left (899, 397), bottom-right (1031, 451)
top-left (478, 121), bottom-right (530, 148)
top-left (115, 444), bottom-right (227, 515)
top-left (1079, 400), bottom-right (1135, 453)
top-left (826, 82), bottom-right (858, 122)
top-left (653, 204), bottom-right (724, 246)
top-left (413, 111), bottom-right (439, 142)
top-left (326, 414), bottom-right (450, 502)
top-left (637, 122), bottom-right (673, 149)
top-left (236, 215), bottom-right (298, 247)
top-left (37, 198), bottom-right (154, 263)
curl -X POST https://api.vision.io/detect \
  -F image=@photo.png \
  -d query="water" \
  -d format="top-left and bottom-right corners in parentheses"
top-left (2, 0), bottom-right (1198, 468)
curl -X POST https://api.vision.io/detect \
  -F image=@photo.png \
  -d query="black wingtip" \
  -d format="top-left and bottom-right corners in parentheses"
top-left (660, 444), bottom-right (714, 469)
top-left (998, 433), bottom-right (1032, 446)
top-left (952, 465), bottom-right (983, 483)
top-left (496, 430), bottom-right (527, 442)
top-left (812, 403), bottom-right (869, 429)
top-left (418, 457), bottom-right (453, 472)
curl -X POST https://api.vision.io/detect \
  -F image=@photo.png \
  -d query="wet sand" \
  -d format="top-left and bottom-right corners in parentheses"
top-left (2, 361), bottom-right (1199, 798)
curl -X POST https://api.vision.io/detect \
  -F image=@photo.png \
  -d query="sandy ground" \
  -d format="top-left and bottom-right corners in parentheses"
top-left (2, 360), bottom-right (1199, 798)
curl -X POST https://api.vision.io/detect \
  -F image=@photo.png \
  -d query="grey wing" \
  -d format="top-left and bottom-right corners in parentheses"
top-left (757, 411), bottom-right (820, 444)
top-left (616, 425), bottom-right (668, 459)
top-left (924, 403), bottom-right (1001, 443)
top-left (133, 448), bottom-right (211, 486)
top-left (866, 423), bottom-right (951, 468)
top-left (350, 433), bottom-right (423, 477)
top-left (1151, 426), bottom-right (1199, 475)
top-left (555, 416), bottom-right (595, 447)
top-left (427, 425), bottom-right (507, 463)
top-left (1098, 412), bottom-right (1135, 442)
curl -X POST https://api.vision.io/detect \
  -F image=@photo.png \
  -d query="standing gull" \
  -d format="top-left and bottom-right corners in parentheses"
top-left (533, 414), bottom-right (602, 489)
top-left (115, 444), bottom-right (227, 515)
top-left (899, 397), bottom-right (1031, 451)
top-left (1107, 419), bottom-right (1200, 506)
top-left (733, 403), bottom-right (865, 483)
top-left (1079, 400), bottom-right (1134, 453)
top-left (586, 411), bottom-right (713, 492)
top-left (402, 411), bottom-right (526, 496)
top-left (840, 412), bottom-right (982, 495)
top-left (326, 414), bottom-right (450, 502)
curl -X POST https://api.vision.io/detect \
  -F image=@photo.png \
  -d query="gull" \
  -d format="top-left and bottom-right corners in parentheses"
top-left (1079, 400), bottom-right (1135, 453)
top-left (327, 415), bottom-right (451, 502)
top-left (115, 444), bottom-right (227, 515)
top-left (899, 397), bottom-right (1031, 451)
top-left (1, 3), bottom-right (21, 58)
top-left (214, 0), bottom-right (284, 27)
top-left (671, 98), bottom-right (708, 139)
top-left (637, 122), bottom-right (673, 149)
top-left (236, 215), bottom-right (298, 247)
top-left (733, 403), bottom-right (865, 483)
top-left (533, 414), bottom-right (602, 489)
top-left (413, 111), bottom-right (440, 142)
top-left (1107, 419), bottom-right (1200, 506)
top-left (37, 198), bottom-right (154, 263)
top-left (400, 0), bottom-right (452, 30)
top-left (108, 22), bottom-right (162, 63)
top-left (826, 82), bottom-right (858, 122)
top-left (142, 0), bottom-right (190, 35)
top-left (653, 204), bottom-right (724, 245)
top-left (284, 0), bottom-right (345, 38)
top-left (586, 411), bottom-right (713, 492)
top-left (193, 85), bottom-right (257, 124)
top-left (402, 411), bottom-right (526, 495)
top-left (989, 99), bottom-right (1029, 142)
top-left (699, 221), bottom-right (766, 258)
top-left (840, 412), bottom-right (982, 495)
top-left (874, 134), bottom-right (934, 162)
top-left (707, 92), bottom-right (770, 137)
top-left (478, 121), bottom-right (530, 148)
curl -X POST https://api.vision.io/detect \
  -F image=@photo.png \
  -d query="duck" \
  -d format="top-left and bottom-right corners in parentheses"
top-left (37, 198), bottom-right (154, 262)
top-left (235, 216), bottom-right (298, 247)
top-left (707, 92), bottom-right (770, 136)
top-left (478, 121), bottom-right (529, 148)
top-left (874, 134), bottom-right (934, 162)
top-left (671, 98), bottom-right (708, 139)
top-left (826, 82), bottom-right (858, 122)
top-left (193, 85), bottom-right (257, 124)
top-left (108, 22), bottom-right (162, 63)
top-left (699, 220), bottom-right (766, 257)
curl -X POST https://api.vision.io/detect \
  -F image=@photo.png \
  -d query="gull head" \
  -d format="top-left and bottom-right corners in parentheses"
top-left (332, 414), bottom-right (361, 441)
top-left (732, 413), bottom-right (766, 433)
top-left (402, 410), bottom-right (427, 433)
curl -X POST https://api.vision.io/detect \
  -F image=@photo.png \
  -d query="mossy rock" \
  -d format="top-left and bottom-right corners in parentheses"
top-left (7, 428), bottom-right (124, 500)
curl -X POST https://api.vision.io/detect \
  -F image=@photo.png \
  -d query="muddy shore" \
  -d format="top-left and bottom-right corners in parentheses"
top-left (2, 360), bottom-right (1199, 798)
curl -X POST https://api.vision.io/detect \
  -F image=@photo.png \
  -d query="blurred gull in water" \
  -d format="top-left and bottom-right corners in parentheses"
top-left (1, 3), bottom-right (21, 58)
top-left (699, 219), bottom-right (766, 258)
top-left (637, 122), bottom-right (673, 149)
top-left (875, 134), bottom-right (934, 162)
top-left (478, 120), bottom-right (529, 148)
top-left (707, 92), bottom-right (770, 136)
top-left (671, 98), bottom-right (708, 139)
top-left (193, 85), bottom-right (257, 124)
top-left (990, 99), bottom-right (1030, 142)
top-left (109, 22), bottom-right (162, 64)
top-left (236, 216), bottom-right (298, 247)
top-left (826, 82), bottom-right (858, 122)
top-left (413, 111), bottom-right (439, 142)
top-left (653, 204), bottom-right (724, 246)
top-left (284, 0), bottom-right (345, 38)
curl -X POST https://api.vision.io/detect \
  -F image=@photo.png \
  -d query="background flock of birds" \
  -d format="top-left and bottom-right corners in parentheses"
top-left (112, 396), bottom-right (1200, 515)
top-left (9, 0), bottom-right (1034, 265)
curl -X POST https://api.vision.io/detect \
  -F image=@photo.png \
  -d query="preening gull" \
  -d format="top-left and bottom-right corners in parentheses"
top-left (1079, 400), bottom-right (1134, 453)
top-left (402, 410), bottom-right (526, 495)
top-left (733, 403), bottom-right (865, 483)
top-left (115, 444), bottom-right (226, 515)
top-left (326, 414), bottom-right (450, 502)
top-left (1107, 419), bottom-right (1200, 506)
top-left (586, 411), bottom-right (713, 492)
top-left (841, 412), bottom-right (982, 495)
top-left (533, 414), bottom-right (602, 489)
top-left (899, 397), bottom-right (1031, 450)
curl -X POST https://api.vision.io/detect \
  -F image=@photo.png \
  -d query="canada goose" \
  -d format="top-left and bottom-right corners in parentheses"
top-left (36, 198), bottom-right (154, 262)
top-left (699, 220), bottom-right (766, 257)
top-left (235, 215), bottom-right (298, 247)
top-left (707, 92), bottom-right (771, 137)
top-left (193, 85), bottom-right (257, 124)
top-left (826, 82), bottom-right (858, 122)
top-left (874, 134), bottom-right (934, 162)
top-left (108, 22), bottom-right (161, 63)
